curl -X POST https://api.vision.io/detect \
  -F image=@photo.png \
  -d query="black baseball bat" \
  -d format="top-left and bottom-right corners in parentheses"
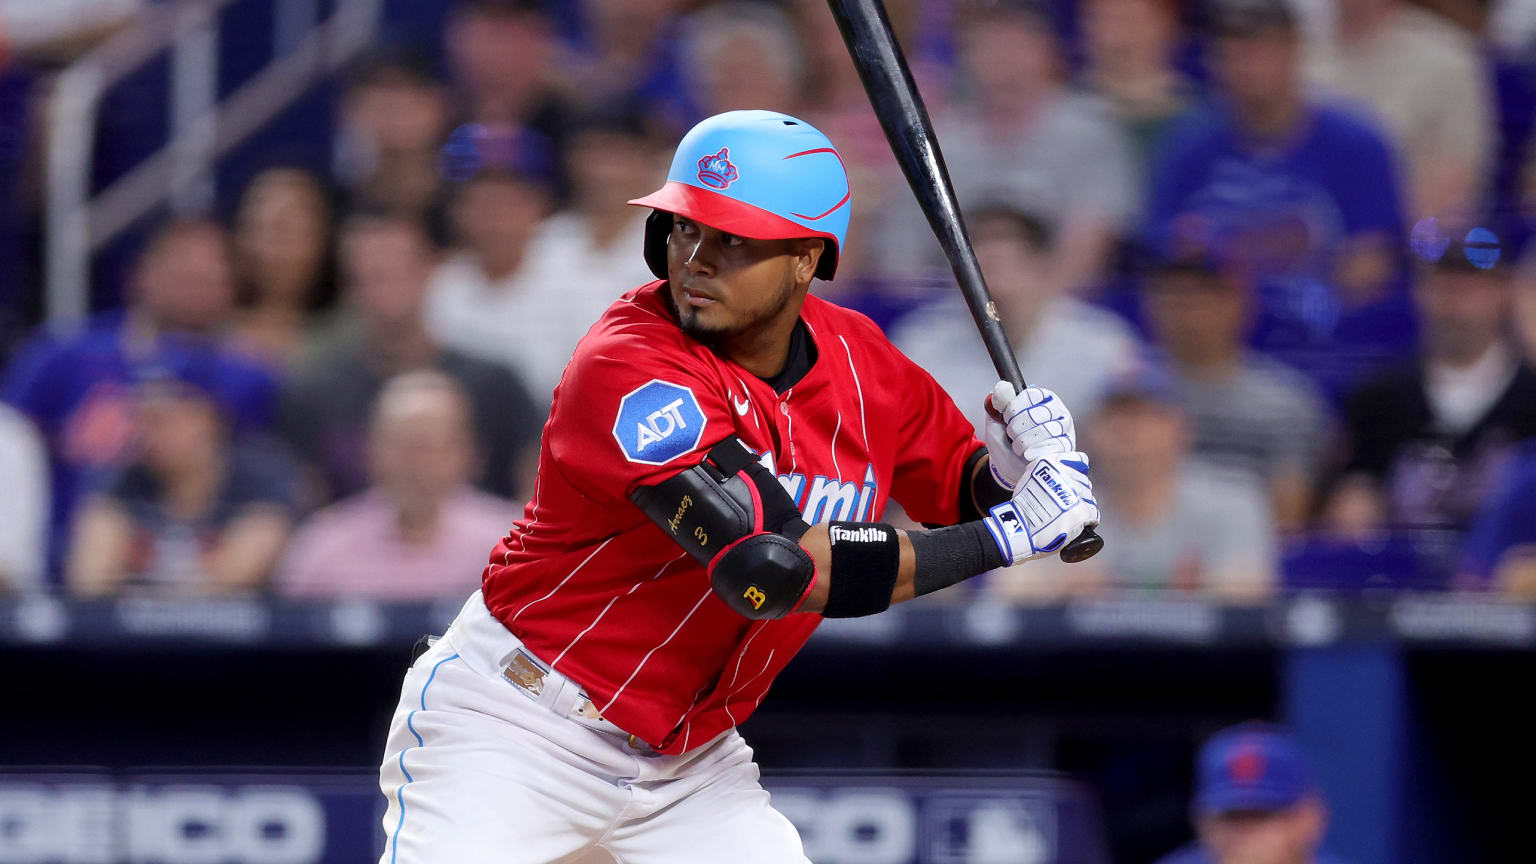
top-left (826, 0), bottom-right (1103, 563)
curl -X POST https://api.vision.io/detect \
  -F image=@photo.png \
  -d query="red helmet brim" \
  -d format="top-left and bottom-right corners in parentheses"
top-left (629, 181), bottom-right (841, 275)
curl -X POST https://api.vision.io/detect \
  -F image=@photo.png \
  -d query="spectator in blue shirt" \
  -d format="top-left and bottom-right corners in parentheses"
top-left (0, 219), bottom-right (277, 576)
top-left (1155, 723), bottom-right (1351, 864)
top-left (65, 345), bottom-right (297, 597)
top-left (1145, 0), bottom-right (1411, 399)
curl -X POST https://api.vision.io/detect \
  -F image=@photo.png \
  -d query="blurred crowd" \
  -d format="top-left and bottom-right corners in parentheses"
top-left (2, 0), bottom-right (1536, 603)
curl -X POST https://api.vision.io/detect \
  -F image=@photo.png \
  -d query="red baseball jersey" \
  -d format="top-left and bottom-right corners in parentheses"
top-left (482, 280), bottom-right (981, 754)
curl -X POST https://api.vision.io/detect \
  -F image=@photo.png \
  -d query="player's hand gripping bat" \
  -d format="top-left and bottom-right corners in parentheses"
top-left (826, 0), bottom-right (1103, 563)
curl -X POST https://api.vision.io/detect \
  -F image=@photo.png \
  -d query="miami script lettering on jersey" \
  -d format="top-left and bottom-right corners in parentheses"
top-left (760, 451), bottom-right (878, 525)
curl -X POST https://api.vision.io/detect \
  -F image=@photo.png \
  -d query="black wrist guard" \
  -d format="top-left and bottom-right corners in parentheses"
top-left (909, 521), bottom-right (1008, 598)
top-left (821, 521), bottom-right (900, 618)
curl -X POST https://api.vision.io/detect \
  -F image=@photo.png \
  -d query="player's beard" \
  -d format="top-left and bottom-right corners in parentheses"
top-left (673, 268), bottom-right (797, 349)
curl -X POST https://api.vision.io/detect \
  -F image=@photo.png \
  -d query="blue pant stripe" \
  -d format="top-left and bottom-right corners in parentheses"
top-left (389, 652), bottom-right (459, 864)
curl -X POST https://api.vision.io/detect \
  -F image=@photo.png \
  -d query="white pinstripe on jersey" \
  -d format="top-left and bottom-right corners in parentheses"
top-left (552, 553), bottom-right (685, 666)
top-left (509, 535), bottom-right (615, 622)
top-left (839, 335), bottom-right (868, 448)
top-left (782, 388), bottom-right (796, 474)
top-left (723, 648), bottom-right (777, 727)
top-left (599, 587), bottom-right (713, 715)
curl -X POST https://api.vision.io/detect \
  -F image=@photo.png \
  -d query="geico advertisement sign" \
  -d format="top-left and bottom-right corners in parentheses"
top-left (0, 782), bottom-right (1054, 864)
top-left (0, 784), bottom-right (324, 864)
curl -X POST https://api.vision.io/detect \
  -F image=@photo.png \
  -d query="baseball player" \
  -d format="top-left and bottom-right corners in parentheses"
top-left (378, 110), bottom-right (1100, 864)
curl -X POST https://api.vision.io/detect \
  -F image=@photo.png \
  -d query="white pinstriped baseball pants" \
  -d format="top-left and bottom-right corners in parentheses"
top-left (377, 592), bottom-right (811, 864)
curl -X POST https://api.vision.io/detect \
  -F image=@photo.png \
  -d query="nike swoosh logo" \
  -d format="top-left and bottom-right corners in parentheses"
top-left (733, 395), bottom-right (750, 416)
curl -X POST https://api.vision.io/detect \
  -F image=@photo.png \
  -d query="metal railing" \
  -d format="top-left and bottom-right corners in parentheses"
top-left (45, 0), bottom-right (382, 328)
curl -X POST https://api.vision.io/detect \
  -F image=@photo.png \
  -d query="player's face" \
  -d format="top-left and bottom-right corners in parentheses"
top-left (665, 216), bottom-right (806, 344)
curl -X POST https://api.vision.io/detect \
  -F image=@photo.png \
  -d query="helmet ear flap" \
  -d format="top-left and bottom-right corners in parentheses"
top-left (813, 239), bottom-right (839, 281)
top-left (643, 210), bottom-right (672, 280)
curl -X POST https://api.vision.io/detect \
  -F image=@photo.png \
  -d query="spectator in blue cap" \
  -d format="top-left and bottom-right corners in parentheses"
top-left (1156, 723), bottom-right (1349, 864)
top-left (2, 218), bottom-right (277, 578)
top-left (64, 344), bottom-right (298, 597)
top-left (434, 104), bottom-right (661, 401)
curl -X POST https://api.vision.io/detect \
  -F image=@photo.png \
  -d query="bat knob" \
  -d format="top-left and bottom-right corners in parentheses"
top-left (1058, 527), bottom-right (1104, 564)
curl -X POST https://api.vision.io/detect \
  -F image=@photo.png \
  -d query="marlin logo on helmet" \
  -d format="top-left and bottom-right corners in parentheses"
top-left (696, 147), bottom-right (738, 189)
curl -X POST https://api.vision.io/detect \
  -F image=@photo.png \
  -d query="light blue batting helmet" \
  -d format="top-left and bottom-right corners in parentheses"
top-left (629, 110), bottom-right (852, 281)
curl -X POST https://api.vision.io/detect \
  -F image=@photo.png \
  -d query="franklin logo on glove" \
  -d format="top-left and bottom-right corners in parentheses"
top-left (1034, 463), bottom-right (1078, 509)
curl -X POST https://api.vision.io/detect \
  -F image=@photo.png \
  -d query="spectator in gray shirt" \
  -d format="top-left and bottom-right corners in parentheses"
top-left (283, 211), bottom-right (543, 506)
top-left (872, 0), bottom-right (1136, 292)
top-left (892, 205), bottom-right (1142, 429)
top-left (1306, 0), bottom-right (1492, 215)
top-left (1079, 0), bottom-right (1197, 187)
top-left (1142, 251), bottom-right (1330, 530)
top-left (993, 366), bottom-right (1278, 602)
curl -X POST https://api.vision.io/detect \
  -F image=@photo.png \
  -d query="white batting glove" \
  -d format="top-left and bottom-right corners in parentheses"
top-left (984, 382), bottom-right (1076, 487)
top-left (982, 452), bottom-right (1099, 565)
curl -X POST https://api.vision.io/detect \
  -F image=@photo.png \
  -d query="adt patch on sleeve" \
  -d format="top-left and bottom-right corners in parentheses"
top-left (612, 379), bottom-right (708, 465)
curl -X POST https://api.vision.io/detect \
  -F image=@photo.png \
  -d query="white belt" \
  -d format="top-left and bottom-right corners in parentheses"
top-left (499, 643), bottom-right (657, 755)
top-left (445, 591), bottom-right (657, 754)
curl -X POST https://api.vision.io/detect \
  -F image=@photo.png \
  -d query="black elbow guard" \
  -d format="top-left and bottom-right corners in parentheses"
top-left (709, 533), bottom-right (817, 619)
top-left (631, 437), bottom-right (816, 619)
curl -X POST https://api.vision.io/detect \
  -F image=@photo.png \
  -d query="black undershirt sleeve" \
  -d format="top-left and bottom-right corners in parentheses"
top-left (898, 447), bottom-right (1014, 598)
top-left (910, 521), bottom-right (1009, 597)
top-left (956, 446), bottom-right (1011, 525)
